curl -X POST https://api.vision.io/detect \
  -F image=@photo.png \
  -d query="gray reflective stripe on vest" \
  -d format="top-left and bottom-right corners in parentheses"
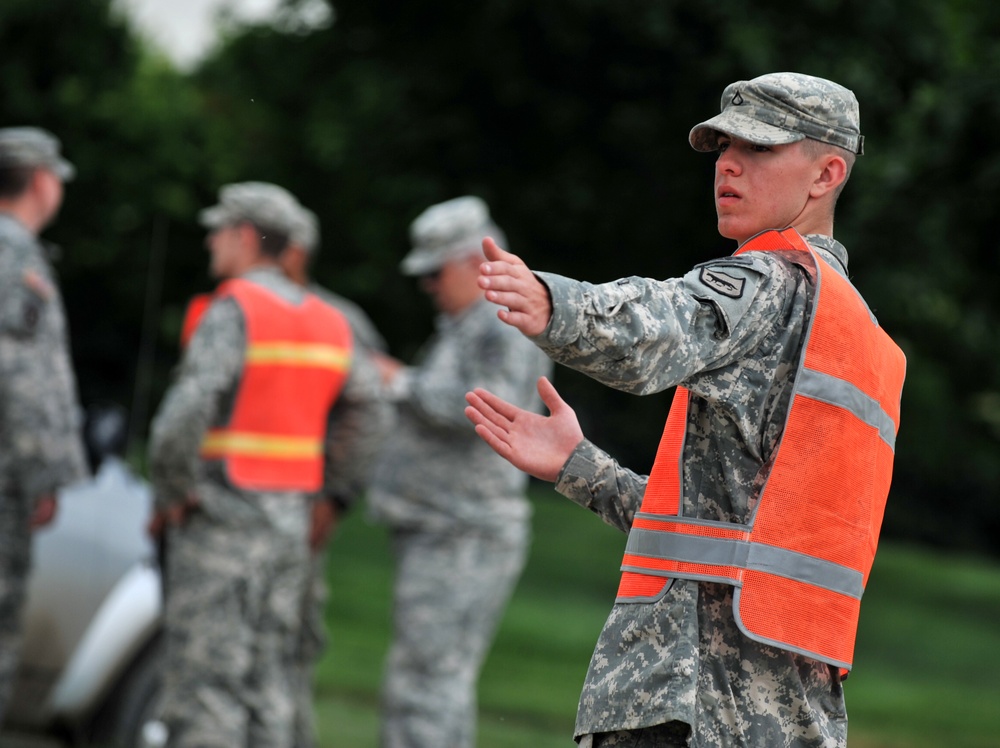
top-left (624, 525), bottom-right (865, 600)
top-left (797, 368), bottom-right (897, 450)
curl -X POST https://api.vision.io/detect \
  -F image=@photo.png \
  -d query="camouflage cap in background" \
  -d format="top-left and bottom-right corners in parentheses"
top-left (198, 181), bottom-right (306, 238)
top-left (289, 206), bottom-right (320, 253)
top-left (689, 72), bottom-right (864, 155)
top-left (0, 127), bottom-right (76, 181)
top-left (400, 195), bottom-right (508, 276)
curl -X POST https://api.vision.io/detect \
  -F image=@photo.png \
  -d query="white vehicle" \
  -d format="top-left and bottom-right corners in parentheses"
top-left (1, 407), bottom-right (164, 747)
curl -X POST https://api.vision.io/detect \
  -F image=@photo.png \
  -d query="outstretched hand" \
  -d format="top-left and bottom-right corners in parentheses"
top-left (479, 237), bottom-right (552, 337)
top-left (465, 376), bottom-right (584, 483)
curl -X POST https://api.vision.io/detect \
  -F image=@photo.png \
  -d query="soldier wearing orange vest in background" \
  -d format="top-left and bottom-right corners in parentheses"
top-left (465, 73), bottom-right (905, 748)
top-left (147, 182), bottom-right (390, 748)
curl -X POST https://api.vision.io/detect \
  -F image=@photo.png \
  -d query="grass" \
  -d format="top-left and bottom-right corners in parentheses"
top-left (317, 484), bottom-right (1000, 748)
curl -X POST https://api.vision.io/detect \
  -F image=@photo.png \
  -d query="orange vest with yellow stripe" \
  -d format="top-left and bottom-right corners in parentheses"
top-left (618, 228), bottom-right (905, 672)
top-left (198, 278), bottom-right (353, 492)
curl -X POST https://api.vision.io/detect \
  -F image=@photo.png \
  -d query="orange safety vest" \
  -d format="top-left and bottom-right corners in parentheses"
top-left (180, 293), bottom-right (212, 349)
top-left (617, 228), bottom-right (906, 672)
top-left (198, 278), bottom-right (353, 492)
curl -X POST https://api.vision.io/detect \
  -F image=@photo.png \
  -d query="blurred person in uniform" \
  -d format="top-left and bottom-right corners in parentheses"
top-left (367, 196), bottom-right (553, 748)
top-left (148, 181), bottom-right (390, 748)
top-left (465, 73), bottom-right (905, 748)
top-left (0, 127), bottom-right (88, 721)
top-left (279, 203), bottom-right (390, 748)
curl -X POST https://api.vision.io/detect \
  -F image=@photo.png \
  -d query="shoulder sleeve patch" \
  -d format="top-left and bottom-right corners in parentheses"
top-left (0, 273), bottom-right (49, 340)
top-left (683, 257), bottom-right (772, 339)
top-left (698, 267), bottom-right (746, 298)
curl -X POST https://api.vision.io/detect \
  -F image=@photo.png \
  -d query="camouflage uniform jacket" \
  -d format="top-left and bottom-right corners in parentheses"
top-left (0, 213), bottom-right (87, 502)
top-left (149, 267), bottom-right (390, 528)
top-left (368, 298), bottom-right (553, 534)
top-left (539, 235), bottom-right (852, 747)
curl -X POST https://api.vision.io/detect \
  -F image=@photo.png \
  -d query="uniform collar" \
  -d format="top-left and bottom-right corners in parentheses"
top-left (804, 233), bottom-right (849, 276)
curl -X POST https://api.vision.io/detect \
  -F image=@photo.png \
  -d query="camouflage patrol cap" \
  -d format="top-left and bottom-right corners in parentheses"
top-left (401, 196), bottom-right (507, 276)
top-left (689, 72), bottom-right (864, 155)
top-left (0, 127), bottom-right (75, 181)
top-left (199, 181), bottom-right (305, 237)
top-left (289, 206), bottom-right (320, 253)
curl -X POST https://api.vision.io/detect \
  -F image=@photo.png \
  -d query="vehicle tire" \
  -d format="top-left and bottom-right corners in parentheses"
top-left (87, 635), bottom-right (164, 748)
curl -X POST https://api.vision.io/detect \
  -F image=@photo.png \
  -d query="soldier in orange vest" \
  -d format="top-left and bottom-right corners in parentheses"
top-left (148, 182), bottom-right (390, 748)
top-left (465, 73), bottom-right (905, 748)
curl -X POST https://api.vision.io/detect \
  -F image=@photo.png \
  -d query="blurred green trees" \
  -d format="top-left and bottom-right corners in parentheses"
top-left (2, 0), bottom-right (1000, 554)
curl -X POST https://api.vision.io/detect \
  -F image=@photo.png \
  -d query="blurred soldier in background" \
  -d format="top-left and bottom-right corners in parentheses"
top-left (148, 182), bottom-right (389, 748)
top-left (367, 196), bottom-right (553, 748)
top-left (280, 203), bottom-right (390, 748)
top-left (0, 127), bottom-right (88, 721)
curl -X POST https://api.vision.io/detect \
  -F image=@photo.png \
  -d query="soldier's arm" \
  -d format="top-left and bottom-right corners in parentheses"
top-left (321, 345), bottom-right (392, 509)
top-left (465, 378), bottom-right (644, 533)
top-left (0, 255), bottom-right (87, 503)
top-left (527, 254), bottom-right (792, 396)
top-left (149, 298), bottom-right (244, 510)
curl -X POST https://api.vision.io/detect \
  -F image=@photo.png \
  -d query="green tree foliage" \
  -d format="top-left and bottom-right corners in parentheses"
top-left (1, 0), bottom-right (214, 438)
top-left (195, 0), bottom-right (1000, 553)
top-left (3, 0), bottom-right (1000, 553)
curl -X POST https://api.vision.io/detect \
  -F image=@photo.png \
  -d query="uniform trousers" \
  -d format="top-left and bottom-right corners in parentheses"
top-left (158, 510), bottom-right (309, 748)
top-left (380, 524), bottom-right (529, 748)
top-left (292, 547), bottom-right (328, 748)
top-left (0, 492), bottom-right (31, 721)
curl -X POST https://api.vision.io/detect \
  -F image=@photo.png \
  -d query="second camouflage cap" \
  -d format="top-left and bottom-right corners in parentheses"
top-left (0, 127), bottom-right (75, 181)
top-left (401, 195), bottom-right (507, 276)
top-left (199, 181), bottom-right (307, 238)
top-left (688, 72), bottom-right (864, 155)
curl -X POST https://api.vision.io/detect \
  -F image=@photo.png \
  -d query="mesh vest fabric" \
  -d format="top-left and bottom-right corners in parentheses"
top-left (199, 279), bottom-right (353, 492)
top-left (617, 228), bottom-right (905, 671)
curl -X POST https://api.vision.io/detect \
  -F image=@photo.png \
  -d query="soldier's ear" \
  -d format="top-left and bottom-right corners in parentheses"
top-left (810, 153), bottom-right (847, 200)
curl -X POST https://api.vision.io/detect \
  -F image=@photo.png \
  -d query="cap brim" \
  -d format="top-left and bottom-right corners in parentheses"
top-left (689, 111), bottom-right (805, 152)
top-left (400, 246), bottom-right (446, 276)
top-left (53, 158), bottom-right (75, 182)
top-left (198, 204), bottom-right (232, 229)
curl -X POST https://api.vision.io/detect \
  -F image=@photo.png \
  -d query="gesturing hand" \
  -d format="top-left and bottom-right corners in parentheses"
top-left (478, 237), bottom-right (552, 337)
top-left (465, 376), bottom-right (584, 483)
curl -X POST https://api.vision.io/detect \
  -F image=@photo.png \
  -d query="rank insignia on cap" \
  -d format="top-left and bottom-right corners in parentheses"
top-left (699, 267), bottom-right (745, 298)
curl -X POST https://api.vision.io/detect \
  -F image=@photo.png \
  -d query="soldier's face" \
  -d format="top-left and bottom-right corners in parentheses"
top-left (34, 169), bottom-right (64, 229)
top-left (206, 224), bottom-right (246, 279)
top-left (713, 136), bottom-right (821, 243)
top-left (420, 254), bottom-right (483, 316)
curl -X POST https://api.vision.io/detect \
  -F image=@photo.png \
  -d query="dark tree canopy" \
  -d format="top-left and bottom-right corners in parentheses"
top-left (3, 0), bottom-right (999, 554)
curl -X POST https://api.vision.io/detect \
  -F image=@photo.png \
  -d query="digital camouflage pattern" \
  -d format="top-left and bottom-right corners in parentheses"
top-left (399, 196), bottom-right (507, 277)
top-left (0, 127), bottom-right (75, 180)
top-left (149, 266), bottom-right (390, 747)
top-left (539, 235), bottom-right (853, 748)
top-left (368, 299), bottom-right (552, 533)
top-left (294, 280), bottom-right (388, 748)
top-left (0, 213), bottom-right (88, 720)
top-left (381, 525), bottom-right (529, 748)
top-left (199, 181), bottom-right (307, 236)
top-left (368, 297), bottom-right (552, 748)
top-left (688, 72), bottom-right (864, 155)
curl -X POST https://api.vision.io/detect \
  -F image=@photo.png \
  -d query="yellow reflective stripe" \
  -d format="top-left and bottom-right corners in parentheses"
top-left (245, 343), bottom-right (351, 370)
top-left (201, 431), bottom-right (323, 459)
